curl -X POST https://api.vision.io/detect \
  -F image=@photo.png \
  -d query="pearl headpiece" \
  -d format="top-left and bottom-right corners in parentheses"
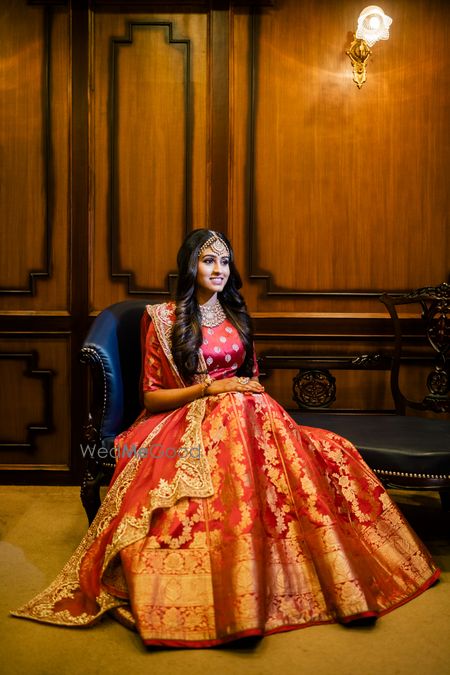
top-left (198, 233), bottom-right (229, 258)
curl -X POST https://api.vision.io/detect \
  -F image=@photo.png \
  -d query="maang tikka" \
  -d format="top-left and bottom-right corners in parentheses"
top-left (198, 234), bottom-right (229, 258)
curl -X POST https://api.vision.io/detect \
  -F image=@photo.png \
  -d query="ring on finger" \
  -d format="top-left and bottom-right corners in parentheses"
top-left (238, 376), bottom-right (250, 385)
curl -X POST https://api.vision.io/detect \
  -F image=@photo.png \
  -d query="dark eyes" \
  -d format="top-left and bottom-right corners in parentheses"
top-left (203, 257), bottom-right (229, 265)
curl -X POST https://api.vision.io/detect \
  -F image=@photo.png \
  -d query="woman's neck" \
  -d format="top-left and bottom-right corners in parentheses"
top-left (197, 291), bottom-right (218, 307)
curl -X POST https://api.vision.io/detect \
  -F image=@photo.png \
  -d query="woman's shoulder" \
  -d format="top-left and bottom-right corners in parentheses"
top-left (145, 301), bottom-right (176, 326)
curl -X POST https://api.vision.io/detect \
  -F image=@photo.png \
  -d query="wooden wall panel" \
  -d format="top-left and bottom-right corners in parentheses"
top-left (0, 0), bottom-right (70, 312)
top-left (90, 10), bottom-right (209, 311)
top-left (0, 0), bottom-right (73, 483)
top-left (0, 336), bottom-right (70, 470)
top-left (232, 0), bottom-right (450, 315)
top-left (1, 0), bottom-right (448, 483)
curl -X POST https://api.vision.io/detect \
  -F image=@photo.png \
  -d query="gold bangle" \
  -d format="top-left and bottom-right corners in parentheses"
top-left (199, 375), bottom-right (213, 398)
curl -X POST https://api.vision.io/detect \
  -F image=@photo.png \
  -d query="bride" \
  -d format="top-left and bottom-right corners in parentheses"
top-left (12, 229), bottom-right (439, 647)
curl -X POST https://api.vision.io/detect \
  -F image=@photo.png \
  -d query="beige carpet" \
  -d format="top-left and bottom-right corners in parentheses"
top-left (1, 486), bottom-right (449, 675)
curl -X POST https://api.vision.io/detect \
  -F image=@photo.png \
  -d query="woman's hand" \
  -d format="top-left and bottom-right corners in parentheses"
top-left (143, 376), bottom-right (263, 413)
top-left (205, 376), bottom-right (264, 396)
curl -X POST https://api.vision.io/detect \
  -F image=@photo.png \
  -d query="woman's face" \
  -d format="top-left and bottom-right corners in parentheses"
top-left (196, 245), bottom-right (230, 303)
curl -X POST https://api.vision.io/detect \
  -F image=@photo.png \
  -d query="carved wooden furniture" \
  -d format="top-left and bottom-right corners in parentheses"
top-left (284, 283), bottom-right (450, 508)
top-left (80, 284), bottom-right (450, 522)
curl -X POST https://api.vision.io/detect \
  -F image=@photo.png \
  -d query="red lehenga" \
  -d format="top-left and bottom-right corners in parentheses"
top-left (12, 302), bottom-right (440, 647)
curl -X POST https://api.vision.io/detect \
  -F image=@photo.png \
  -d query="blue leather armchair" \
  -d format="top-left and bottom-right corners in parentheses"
top-left (80, 299), bottom-right (150, 522)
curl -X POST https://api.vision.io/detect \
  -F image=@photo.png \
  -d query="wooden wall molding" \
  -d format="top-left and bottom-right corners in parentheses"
top-left (0, 6), bottom-right (53, 296)
top-left (109, 21), bottom-right (192, 295)
top-left (0, 333), bottom-right (71, 480)
top-left (245, 11), bottom-right (380, 300)
top-left (0, 352), bottom-right (54, 449)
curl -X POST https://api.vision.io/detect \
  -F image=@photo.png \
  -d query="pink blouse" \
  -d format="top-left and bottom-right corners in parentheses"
top-left (142, 318), bottom-right (258, 392)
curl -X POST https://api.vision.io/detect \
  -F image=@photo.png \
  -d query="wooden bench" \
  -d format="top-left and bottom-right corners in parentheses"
top-left (261, 283), bottom-right (450, 508)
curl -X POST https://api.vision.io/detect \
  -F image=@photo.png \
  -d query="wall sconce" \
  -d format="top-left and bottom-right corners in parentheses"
top-left (346, 5), bottom-right (393, 88)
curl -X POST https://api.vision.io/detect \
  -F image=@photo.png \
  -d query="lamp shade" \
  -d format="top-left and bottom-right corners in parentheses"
top-left (356, 5), bottom-right (393, 46)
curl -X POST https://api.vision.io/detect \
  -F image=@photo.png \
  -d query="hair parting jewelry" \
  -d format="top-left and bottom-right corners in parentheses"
top-left (198, 234), bottom-right (229, 258)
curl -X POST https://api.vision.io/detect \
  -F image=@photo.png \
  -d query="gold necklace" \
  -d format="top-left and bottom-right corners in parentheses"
top-left (199, 299), bottom-right (227, 327)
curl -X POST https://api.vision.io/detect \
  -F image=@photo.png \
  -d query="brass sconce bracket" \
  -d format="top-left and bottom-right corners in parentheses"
top-left (346, 35), bottom-right (372, 89)
top-left (346, 6), bottom-right (392, 88)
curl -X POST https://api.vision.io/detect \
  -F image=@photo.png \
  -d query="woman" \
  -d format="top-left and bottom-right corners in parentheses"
top-left (13, 229), bottom-right (439, 647)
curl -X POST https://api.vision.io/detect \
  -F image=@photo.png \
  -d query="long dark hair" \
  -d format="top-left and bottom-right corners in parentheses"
top-left (171, 229), bottom-right (254, 382)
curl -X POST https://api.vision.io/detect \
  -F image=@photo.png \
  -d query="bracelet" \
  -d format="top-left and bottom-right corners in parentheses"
top-left (199, 376), bottom-right (213, 398)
